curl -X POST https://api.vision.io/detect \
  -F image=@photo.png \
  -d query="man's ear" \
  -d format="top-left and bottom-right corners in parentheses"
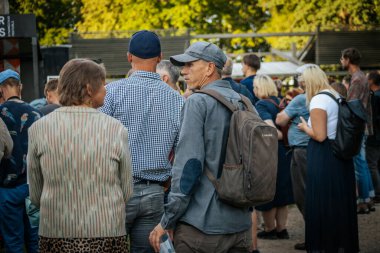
top-left (157, 53), bottom-right (163, 63)
top-left (127, 52), bottom-right (133, 63)
top-left (162, 74), bottom-right (170, 84)
top-left (206, 62), bottom-right (216, 77)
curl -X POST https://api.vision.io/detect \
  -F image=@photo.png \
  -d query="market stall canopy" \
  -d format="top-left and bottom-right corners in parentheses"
top-left (232, 61), bottom-right (300, 78)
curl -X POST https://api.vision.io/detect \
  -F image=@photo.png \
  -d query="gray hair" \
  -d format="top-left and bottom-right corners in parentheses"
top-left (157, 60), bottom-right (180, 84)
top-left (222, 57), bottom-right (233, 76)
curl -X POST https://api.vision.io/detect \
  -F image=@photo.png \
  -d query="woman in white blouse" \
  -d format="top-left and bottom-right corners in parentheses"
top-left (298, 65), bottom-right (359, 253)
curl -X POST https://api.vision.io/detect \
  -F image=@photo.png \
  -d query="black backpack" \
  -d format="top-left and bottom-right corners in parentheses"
top-left (319, 91), bottom-right (367, 160)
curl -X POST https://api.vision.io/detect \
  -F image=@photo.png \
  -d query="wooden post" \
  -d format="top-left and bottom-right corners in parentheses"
top-left (0, 0), bottom-right (9, 14)
top-left (315, 26), bottom-right (320, 65)
top-left (291, 43), bottom-right (297, 58)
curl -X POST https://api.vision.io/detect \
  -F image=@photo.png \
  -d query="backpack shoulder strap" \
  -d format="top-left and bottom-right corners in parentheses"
top-left (240, 94), bottom-right (255, 112)
top-left (318, 91), bottom-right (339, 105)
top-left (195, 89), bottom-right (238, 112)
top-left (263, 98), bottom-right (281, 110)
top-left (204, 167), bottom-right (218, 187)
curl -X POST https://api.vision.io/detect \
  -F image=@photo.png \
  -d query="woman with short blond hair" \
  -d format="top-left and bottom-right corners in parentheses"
top-left (28, 58), bottom-right (133, 253)
top-left (254, 74), bottom-right (294, 240)
top-left (298, 65), bottom-right (358, 252)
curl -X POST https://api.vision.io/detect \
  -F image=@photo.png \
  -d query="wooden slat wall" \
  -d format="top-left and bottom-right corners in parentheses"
top-left (317, 30), bottom-right (380, 66)
top-left (69, 35), bottom-right (190, 77)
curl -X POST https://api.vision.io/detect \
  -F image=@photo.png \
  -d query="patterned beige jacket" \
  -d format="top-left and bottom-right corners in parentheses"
top-left (27, 107), bottom-right (133, 238)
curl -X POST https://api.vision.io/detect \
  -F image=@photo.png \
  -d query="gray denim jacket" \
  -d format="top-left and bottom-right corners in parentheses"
top-left (160, 79), bottom-right (252, 234)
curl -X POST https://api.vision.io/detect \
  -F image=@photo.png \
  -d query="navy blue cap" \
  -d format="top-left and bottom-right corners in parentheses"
top-left (128, 30), bottom-right (161, 59)
top-left (0, 69), bottom-right (20, 84)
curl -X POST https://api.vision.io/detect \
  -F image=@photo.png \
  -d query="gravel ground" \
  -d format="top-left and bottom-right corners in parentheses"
top-left (258, 203), bottom-right (380, 253)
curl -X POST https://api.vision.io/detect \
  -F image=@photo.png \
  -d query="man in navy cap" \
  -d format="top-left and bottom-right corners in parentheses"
top-left (149, 41), bottom-right (252, 253)
top-left (100, 30), bottom-right (184, 253)
top-left (0, 69), bottom-right (40, 253)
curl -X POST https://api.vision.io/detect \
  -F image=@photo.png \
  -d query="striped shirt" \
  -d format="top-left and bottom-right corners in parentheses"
top-left (100, 71), bottom-right (184, 183)
top-left (28, 107), bottom-right (133, 238)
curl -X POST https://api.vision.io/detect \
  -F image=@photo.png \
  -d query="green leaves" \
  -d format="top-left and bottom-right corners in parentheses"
top-left (10, 0), bottom-right (82, 45)
top-left (9, 0), bottom-right (380, 51)
top-left (258, 0), bottom-right (380, 50)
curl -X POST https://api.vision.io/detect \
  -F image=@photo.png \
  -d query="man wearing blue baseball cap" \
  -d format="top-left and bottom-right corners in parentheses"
top-left (149, 42), bottom-right (252, 253)
top-left (100, 30), bottom-right (184, 253)
top-left (0, 69), bottom-right (41, 253)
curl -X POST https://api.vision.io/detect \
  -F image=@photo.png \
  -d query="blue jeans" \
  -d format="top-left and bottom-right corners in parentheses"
top-left (126, 183), bottom-right (164, 253)
top-left (354, 136), bottom-right (375, 202)
top-left (0, 184), bottom-right (38, 253)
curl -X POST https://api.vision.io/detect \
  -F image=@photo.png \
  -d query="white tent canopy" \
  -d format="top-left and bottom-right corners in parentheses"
top-left (232, 61), bottom-right (300, 78)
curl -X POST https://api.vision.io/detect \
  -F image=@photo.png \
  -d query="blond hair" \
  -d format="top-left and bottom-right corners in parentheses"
top-left (302, 65), bottom-right (333, 104)
top-left (253, 74), bottom-right (278, 99)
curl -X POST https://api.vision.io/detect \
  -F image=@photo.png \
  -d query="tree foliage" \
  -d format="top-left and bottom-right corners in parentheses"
top-left (76, 0), bottom-right (268, 52)
top-left (8, 0), bottom-right (380, 51)
top-left (9, 0), bottom-right (82, 45)
top-left (257, 0), bottom-right (380, 50)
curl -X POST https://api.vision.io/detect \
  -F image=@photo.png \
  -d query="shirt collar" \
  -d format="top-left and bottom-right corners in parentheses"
top-left (55, 106), bottom-right (100, 113)
top-left (130, 70), bottom-right (161, 80)
top-left (201, 79), bottom-right (231, 90)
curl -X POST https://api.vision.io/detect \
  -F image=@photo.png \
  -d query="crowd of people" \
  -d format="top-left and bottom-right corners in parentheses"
top-left (0, 29), bottom-right (378, 253)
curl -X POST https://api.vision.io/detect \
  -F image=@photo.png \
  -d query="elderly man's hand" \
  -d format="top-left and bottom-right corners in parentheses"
top-left (149, 223), bottom-right (166, 252)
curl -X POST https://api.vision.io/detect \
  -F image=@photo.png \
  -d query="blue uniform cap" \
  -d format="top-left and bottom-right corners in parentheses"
top-left (0, 69), bottom-right (20, 85)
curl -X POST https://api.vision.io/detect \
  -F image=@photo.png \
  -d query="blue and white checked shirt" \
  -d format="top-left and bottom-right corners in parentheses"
top-left (100, 71), bottom-right (184, 183)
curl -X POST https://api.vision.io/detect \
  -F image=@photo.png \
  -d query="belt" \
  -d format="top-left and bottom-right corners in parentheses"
top-left (291, 146), bottom-right (307, 149)
top-left (135, 180), bottom-right (163, 186)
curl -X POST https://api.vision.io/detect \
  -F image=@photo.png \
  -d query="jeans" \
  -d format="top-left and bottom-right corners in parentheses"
top-left (366, 144), bottom-right (380, 196)
top-left (0, 184), bottom-right (38, 253)
top-left (126, 183), bottom-right (164, 253)
top-left (354, 136), bottom-right (375, 202)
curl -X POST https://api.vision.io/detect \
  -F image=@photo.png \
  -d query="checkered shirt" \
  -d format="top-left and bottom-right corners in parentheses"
top-left (100, 71), bottom-right (184, 183)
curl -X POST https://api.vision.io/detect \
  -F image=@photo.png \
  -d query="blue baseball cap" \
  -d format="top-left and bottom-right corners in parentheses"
top-left (0, 69), bottom-right (20, 84)
top-left (128, 30), bottom-right (161, 59)
top-left (170, 41), bottom-right (227, 70)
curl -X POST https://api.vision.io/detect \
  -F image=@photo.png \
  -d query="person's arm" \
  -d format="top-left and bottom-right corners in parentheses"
top-left (172, 97), bottom-right (185, 150)
top-left (256, 101), bottom-right (282, 139)
top-left (265, 119), bottom-right (282, 140)
top-left (118, 127), bottom-right (133, 203)
top-left (298, 109), bottom-right (327, 142)
top-left (27, 126), bottom-right (44, 208)
top-left (0, 118), bottom-right (13, 159)
top-left (276, 110), bottom-right (291, 127)
top-left (347, 76), bottom-right (366, 102)
top-left (276, 95), bottom-right (301, 127)
top-left (150, 95), bottom-right (206, 251)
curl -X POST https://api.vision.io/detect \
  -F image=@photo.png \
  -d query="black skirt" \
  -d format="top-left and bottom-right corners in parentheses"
top-left (305, 139), bottom-right (359, 253)
top-left (256, 141), bottom-right (294, 211)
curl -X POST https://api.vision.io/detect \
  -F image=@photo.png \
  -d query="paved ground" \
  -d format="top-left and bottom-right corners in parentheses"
top-left (258, 203), bottom-right (380, 253)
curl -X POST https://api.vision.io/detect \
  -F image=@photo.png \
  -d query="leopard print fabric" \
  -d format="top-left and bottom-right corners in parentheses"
top-left (39, 236), bottom-right (129, 253)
